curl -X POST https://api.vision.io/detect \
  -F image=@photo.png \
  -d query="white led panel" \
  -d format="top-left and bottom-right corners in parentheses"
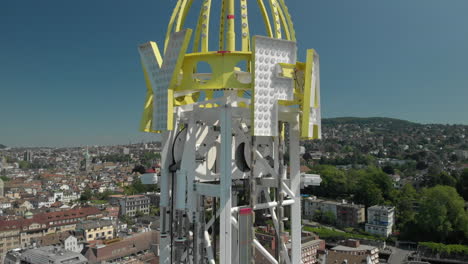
top-left (253, 36), bottom-right (297, 136)
top-left (308, 54), bottom-right (321, 139)
top-left (139, 29), bottom-right (191, 131)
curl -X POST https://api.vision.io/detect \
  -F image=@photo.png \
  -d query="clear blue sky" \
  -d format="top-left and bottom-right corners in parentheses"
top-left (1, 0), bottom-right (467, 147)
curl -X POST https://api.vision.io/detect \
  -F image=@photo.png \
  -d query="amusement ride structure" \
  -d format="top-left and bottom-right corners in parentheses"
top-left (137, 0), bottom-right (321, 263)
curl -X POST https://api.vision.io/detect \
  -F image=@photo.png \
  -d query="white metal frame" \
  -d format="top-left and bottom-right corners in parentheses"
top-left (155, 91), bottom-right (306, 264)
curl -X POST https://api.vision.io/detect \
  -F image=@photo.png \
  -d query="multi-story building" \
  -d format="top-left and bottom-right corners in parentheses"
top-left (23, 150), bottom-right (32, 162)
top-left (53, 192), bottom-right (79, 204)
top-left (302, 197), bottom-right (365, 227)
top-left (0, 226), bottom-right (21, 257)
top-left (302, 197), bottom-right (338, 220)
top-left (33, 232), bottom-right (84, 253)
top-left (146, 192), bottom-right (160, 206)
top-left (82, 231), bottom-right (159, 263)
top-left (0, 207), bottom-right (101, 257)
top-left (109, 195), bottom-right (150, 217)
top-left (365, 205), bottom-right (395, 238)
top-left (76, 220), bottom-right (114, 242)
top-left (336, 202), bottom-right (365, 227)
top-left (4, 246), bottom-right (88, 264)
top-left (298, 236), bottom-right (325, 264)
top-left (326, 239), bottom-right (379, 264)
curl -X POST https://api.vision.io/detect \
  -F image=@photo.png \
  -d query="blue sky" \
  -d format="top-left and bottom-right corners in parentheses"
top-left (1, 0), bottom-right (467, 147)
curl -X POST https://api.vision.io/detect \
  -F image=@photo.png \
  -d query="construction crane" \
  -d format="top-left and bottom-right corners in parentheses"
top-left (137, 0), bottom-right (321, 263)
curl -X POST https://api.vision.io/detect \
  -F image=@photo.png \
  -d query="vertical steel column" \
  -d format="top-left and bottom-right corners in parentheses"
top-left (220, 105), bottom-right (233, 264)
top-left (239, 207), bottom-right (253, 264)
top-left (160, 130), bottom-right (175, 264)
top-left (226, 0), bottom-right (236, 51)
top-left (289, 116), bottom-right (301, 264)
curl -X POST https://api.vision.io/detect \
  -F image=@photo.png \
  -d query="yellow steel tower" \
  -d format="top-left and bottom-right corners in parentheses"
top-left (138, 0), bottom-right (321, 263)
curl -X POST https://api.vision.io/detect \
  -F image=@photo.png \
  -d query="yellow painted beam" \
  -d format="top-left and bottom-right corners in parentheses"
top-left (300, 49), bottom-right (321, 139)
top-left (256, 0), bottom-right (273, 38)
top-left (226, 0), bottom-right (236, 51)
top-left (268, 0), bottom-right (282, 39)
top-left (165, 0), bottom-right (184, 52)
top-left (276, 2), bottom-right (291, 40)
top-left (278, 0), bottom-right (296, 41)
top-left (176, 0), bottom-right (194, 31)
top-left (179, 51), bottom-right (252, 91)
top-left (219, 0), bottom-right (226, 50)
top-left (139, 63), bottom-right (160, 133)
top-left (201, 0), bottom-right (212, 52)
top-left (240, 0), bottom-right (250, 51)
top-left (276, 63), bottom-right (295, 78)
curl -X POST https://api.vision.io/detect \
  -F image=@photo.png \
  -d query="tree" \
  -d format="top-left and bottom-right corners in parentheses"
top-left (382, 165), bottom-right (395, 175)
top-left (416, 161), bottom-right (428, 170)
top-left (149, 205), bottom-right (160, 216)
top-left (321, 211), bottom-right (337, 225)
top-left (120, 215), bottom-right (135, 225)
top-left (132, 165), bottom-right (146, 174)
top-left (415, 185), bottom-right (468, 243)
top-left (354, 178), bottom-right (384, 207)
top-left (0, 175), bottom-right (9, 181)
top-left (19, 161), bottom-right (30, 169)
top-left (425, 172), bottom-right (457, 188)
top-left (457, 169), bottom-right (468, 200)
top-left (80, 188), bottom-right (93, 202)
top-left (308, 165), bottom-right (348, 198)
top-left (135, 210), bottom-right (145, 218)
top-left (395, 184), bottom-right (418, 230)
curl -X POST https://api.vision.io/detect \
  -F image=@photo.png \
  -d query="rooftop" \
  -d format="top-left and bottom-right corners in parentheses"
top-left (331, 244), bottom-right (377, 252)
top-left (17, 246), bottom-right (88, 264)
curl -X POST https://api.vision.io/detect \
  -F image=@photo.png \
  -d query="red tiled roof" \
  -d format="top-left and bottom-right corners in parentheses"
top-left (83, 231), bottom-right (159, 264)
top-left (0, 207), bottom-right (101, 232)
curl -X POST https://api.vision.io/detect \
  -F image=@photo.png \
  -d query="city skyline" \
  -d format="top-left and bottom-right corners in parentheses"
top-left (1, 0), bottom-right (468, 147)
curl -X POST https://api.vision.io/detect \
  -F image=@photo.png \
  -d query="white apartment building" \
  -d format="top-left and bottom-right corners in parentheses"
top-left (365, 205), bottom-right (395, 237)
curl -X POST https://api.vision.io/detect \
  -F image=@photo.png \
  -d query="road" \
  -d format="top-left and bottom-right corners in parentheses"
top-left (387, 246), bottom-right (413, 264)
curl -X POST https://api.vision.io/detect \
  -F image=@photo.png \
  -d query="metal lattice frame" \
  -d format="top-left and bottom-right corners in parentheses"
top-left (138, 1), bottom-right (322, 263)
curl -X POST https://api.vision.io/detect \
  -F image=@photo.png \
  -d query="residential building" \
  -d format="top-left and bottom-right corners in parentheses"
top-left (0, 207), bottom-right (101, 255)
top-left (147, 192), bottom-right (160, 206)
top-left (302, 197), bottom-right (338, 220)
top-left (23, 151), bottom-right (32, 162)
top-left (76, 220), bottom-right (114, 242)
top-left (109, 195), bottom-right (150, 217)
top-left (33, 232), bottom-right (84, 253)
top-left (326, 239), bottom-right (379, 264)
top-left (4, 246), bottom-right (88, 264)
top-left (298, 236), bottom-right (325, 264)
top-left (82, 231), bottom-right (159, 263)
top-left (336, 202), bottom-right (365, 227)
top-left (302, 197), bottom-right (365, 227)
top-left (0, 226), bottom-right (21, 257)
top-left (365, 205), bottom-right (395, 238)
top-left (53, 192), bottom-right (79, 204)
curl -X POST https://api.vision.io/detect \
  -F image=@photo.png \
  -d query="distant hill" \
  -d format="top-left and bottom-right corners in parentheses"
top-left (323, 117), bottom-right (417, 126)
top-left (0, 144), bottom-right (7, 149)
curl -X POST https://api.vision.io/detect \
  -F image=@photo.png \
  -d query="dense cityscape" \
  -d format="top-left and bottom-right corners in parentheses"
top-left (0, 117), bottom-right (467, 263)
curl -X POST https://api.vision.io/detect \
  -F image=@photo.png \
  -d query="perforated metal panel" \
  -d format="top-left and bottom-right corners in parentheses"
top-left (252, 36), bottom-right (297, 136)
top-left (139, 29), bottom-right (192, 131)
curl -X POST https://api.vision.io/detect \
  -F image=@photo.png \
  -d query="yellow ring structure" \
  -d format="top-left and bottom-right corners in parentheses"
top-left (140, 0), bottom-right (320, 139)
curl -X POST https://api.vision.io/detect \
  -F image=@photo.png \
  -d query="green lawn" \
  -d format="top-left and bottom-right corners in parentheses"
top-left (303, 226), bottom-right (384, 241)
